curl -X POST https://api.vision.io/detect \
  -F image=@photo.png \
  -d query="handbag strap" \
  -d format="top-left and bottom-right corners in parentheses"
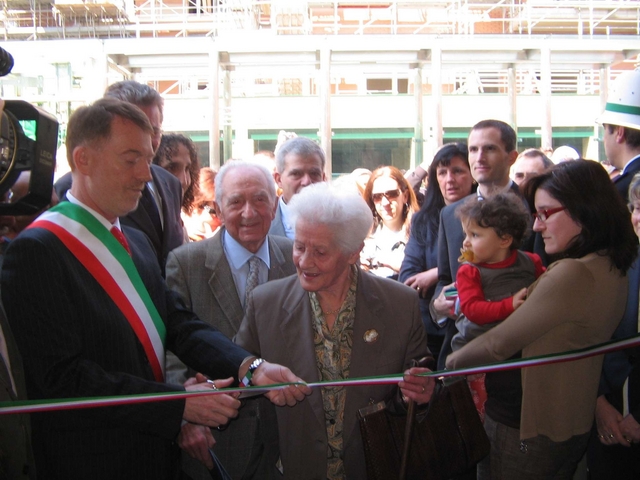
top-left (399, 356), bottom-right (434, 480)
top-left (208, 449), bottom-right (232, 480)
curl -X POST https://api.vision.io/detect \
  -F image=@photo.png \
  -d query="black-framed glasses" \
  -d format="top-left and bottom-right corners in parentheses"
top-left (372, 189), bottom-right (401, 203)
top-left (533, 206), bottom-right (566, 222)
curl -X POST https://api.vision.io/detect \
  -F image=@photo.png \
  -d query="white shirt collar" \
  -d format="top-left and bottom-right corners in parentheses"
top-left (66, 192), bottom-right (122, 230)
top-left (223, 229), bottom-right (271, 270)
top-left (476, 180), bottom-right (514, 200)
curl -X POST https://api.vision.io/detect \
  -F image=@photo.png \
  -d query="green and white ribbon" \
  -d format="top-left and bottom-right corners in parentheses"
top-left (1, 331), bottom-right (638, 415)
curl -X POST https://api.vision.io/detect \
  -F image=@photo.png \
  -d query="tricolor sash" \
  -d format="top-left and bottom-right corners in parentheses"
top-left (28, 202), bottom-right (166, 381)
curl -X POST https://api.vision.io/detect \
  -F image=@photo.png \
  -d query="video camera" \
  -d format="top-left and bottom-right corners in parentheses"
top-left (0, 46), bottom-right (58, 216)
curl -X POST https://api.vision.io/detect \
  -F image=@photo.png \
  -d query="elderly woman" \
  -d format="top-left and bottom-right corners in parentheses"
top-left (360, 165), bottom-right (419, 279)
top-left (447, 160), bottom-right (638, 479)
top-left (235, 182), bottom-right (434, 479)
top-left (399, 143), bottom-right (475, 359)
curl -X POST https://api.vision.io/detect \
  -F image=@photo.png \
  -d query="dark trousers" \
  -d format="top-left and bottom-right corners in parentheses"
top-left (479, 413), bottom-right (589, 480)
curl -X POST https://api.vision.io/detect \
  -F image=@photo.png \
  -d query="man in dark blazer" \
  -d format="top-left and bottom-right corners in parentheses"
top-left (54, 80), bottom-right (184, 275)
top-left (1, 98), bottom-right (309, 480)
top-left (268, 137), bottom-right (326, 239)
top-left (165, 160), bottom-right (296, 479)
top-left (597, 69), bottom-right (640, 201)
top-left (429, 120), bottom-right (523, 368)
top-left (587, 260), bottom-right (640, 475)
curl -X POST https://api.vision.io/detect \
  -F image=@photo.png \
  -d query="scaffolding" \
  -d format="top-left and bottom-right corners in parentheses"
top-left (1, 0), bottom-right (639, 39)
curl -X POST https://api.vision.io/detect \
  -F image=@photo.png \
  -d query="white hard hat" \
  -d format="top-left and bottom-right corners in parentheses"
top-left (551, 145), bottom-right (580, 164)
top-left (597, 69), bottom-right (640, 130)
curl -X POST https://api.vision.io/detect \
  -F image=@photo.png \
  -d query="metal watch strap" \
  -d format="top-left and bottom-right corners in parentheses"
top-left (240, 358), bottom-right (265, 387)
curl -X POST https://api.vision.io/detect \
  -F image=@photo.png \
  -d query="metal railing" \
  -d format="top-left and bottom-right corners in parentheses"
top-left (2, 0), bottom-right (639, 39)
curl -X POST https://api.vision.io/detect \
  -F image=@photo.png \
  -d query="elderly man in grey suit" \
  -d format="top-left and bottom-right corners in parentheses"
top-left (269, 137), bottom-right (326, 239)
top-left (166, 159), bottom-right (296, 479)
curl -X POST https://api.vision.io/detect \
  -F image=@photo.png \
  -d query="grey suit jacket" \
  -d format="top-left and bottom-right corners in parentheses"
top-left (165, 229), bottom-right (296, 480)
top-left (267, 202), bottom-right (287, 238)
top-left (166, 229), bottom-right (296, 344)
top-left (235, 271), bottom-right (429, 480)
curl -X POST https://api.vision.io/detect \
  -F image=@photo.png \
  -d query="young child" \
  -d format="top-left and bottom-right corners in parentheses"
top-left (451, 193), bottom-right (546, 419)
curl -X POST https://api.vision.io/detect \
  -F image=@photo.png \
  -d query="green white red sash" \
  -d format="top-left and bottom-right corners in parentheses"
top-left (28, 202), bottom-right (166, 382)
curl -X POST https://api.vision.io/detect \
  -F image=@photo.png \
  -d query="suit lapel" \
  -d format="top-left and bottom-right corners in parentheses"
top-left (126, 199), bottom-right (162, 253)
top-left (151, 166), bottom-right (172, 250)
top-left (206, 231), bottom-right (244, 334)
top-left (268, 204), bottom-right (286, 237)
top-left (267, 237), bottom-right (288, 281)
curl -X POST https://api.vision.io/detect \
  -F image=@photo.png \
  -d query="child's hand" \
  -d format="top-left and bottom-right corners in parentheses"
top-left (512, 288), bottom-right (528, 310)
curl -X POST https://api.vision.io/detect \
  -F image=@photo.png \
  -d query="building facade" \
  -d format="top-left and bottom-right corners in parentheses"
top-left (2, 0), bottom-right (639, 174)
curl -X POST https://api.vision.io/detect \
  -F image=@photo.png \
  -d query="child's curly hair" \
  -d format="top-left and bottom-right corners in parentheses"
top-left (456, 193), bottom-right (530, 249)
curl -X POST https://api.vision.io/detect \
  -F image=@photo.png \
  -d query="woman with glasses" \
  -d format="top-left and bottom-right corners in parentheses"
top-left (399, 143), bottom-right (475, 359)
top-left (360, 166), bottom-right (419, 279)
top-left (447, 160), bottom-right (638, 480)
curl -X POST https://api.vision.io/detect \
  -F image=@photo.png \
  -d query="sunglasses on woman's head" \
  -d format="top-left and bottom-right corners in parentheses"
top-left (372, 189), bottom-right (401, 203)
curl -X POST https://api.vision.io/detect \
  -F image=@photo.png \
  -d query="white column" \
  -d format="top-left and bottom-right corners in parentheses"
top-left (319, 45), bottom-right (332, 177)
top-left (540, 46), bottom-right (552, 152)
top-left (209, 48), bottom-right (220, 169)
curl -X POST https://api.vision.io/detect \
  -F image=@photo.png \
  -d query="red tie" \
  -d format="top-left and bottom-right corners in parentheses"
top-left (110, 226), bottom-right (131, 256)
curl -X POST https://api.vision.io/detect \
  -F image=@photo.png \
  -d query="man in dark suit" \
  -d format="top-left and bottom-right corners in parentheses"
top-left (54, 80), bottom-right (184, 275)
top-left (588, 255), bottom-right (640, 478)
top-left (588, 182), bottom-right (640, 478)
top-left (165, 160), bottom-right (296, 479)
top-left (597, 70), bottom-right (640, 200)
top-left (430, 120), bottom-right (523, 368)
top-left (269, 137), bottom-right (326, 239)
top-left (1, 98), bottom-right (310, 480)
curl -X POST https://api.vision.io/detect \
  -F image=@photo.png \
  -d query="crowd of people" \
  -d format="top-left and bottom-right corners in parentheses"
top-left (0, 68), bottom-right (640, 480)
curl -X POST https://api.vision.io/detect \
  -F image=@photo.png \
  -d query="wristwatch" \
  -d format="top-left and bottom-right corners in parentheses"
top-left (240, 358), bottom-right (265, 387)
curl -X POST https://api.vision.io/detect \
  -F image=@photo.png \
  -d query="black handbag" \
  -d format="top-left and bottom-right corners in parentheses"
top-left (357, 373), bottom-right (490, 480)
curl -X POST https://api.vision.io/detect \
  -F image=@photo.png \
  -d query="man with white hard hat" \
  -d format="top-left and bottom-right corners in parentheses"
top-left (597, 69), bottom-right (640, 199)
top-left (588, 69), bottom-right (640, 479)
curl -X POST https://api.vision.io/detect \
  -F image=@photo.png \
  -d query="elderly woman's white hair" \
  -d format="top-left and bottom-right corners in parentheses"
top-left (288, 182), bottom-right (373, 253)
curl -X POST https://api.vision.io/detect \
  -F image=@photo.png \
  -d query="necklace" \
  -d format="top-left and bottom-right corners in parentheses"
top-left (322, 306), bottom-right (342, 316)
